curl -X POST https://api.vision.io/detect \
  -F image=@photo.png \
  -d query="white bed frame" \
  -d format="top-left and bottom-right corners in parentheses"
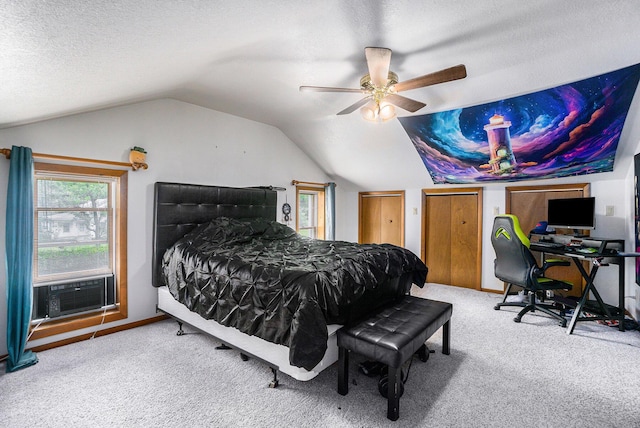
top-left (152, 183), bottom-right (343, 383)
top-left (157, 287), bottom-right (341, 382)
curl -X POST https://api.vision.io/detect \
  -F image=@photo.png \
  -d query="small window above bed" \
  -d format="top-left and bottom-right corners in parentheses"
top-left (296, 185), bottom-right (325, 239)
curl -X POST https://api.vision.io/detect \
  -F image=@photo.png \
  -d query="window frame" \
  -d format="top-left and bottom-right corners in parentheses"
top-left (295, 185), bottom-right (325, 239)
top-left (29, 163), bottom-right (128, 341)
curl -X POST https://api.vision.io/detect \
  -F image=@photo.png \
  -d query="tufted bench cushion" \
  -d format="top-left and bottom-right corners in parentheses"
top-left (337, 295), bottom-right (453, 421)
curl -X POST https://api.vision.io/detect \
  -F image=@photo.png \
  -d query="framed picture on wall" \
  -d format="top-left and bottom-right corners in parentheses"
top-left (635, 153), bottom-right (640, 285)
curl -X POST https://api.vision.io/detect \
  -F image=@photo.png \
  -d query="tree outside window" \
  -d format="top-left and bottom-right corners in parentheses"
top-left (35, 177), bottom-right (112, 280)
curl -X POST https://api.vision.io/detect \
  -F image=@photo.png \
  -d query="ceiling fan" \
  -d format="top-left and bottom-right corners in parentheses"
top-left (300, 47), bottom-right (467, 121)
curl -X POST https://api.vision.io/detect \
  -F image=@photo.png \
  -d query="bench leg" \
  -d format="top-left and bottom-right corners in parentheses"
top-left (338, 347), bottom-right (348, 395)
top-left (387, 366), bottom-right (400, 421)
top-left (442, 319), bottom-right (451, 355)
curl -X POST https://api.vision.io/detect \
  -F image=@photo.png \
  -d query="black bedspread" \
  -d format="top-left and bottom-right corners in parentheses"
top-left (161, 217), bottom-right (428, 370)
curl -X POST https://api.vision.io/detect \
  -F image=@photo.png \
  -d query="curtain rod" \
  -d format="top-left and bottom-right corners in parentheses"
top-left (1, 148), bottom-right (148, 171)
top-left (291, 180), bottom-right (335, 187)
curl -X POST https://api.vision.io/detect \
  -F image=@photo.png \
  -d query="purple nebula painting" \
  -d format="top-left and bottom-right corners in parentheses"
top-left (399, 64), bottom-right (640, 184)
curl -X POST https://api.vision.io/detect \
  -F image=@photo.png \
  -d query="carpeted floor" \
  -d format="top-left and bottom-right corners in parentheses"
top-left (1, 283), bottom-right (640, 427)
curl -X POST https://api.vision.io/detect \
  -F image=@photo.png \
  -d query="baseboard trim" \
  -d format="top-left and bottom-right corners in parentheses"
top-left (23, 314), bottom-right (168, 354)
top-left (481, 287), bottom-right (502, 294)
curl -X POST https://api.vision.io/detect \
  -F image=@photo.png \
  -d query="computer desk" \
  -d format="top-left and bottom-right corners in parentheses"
top-left (529, 235), bottom-right (636, 334)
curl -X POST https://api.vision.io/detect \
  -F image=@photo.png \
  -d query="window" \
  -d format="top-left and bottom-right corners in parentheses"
top-left (296, 186), bottom-right (325, 239)
top-left (29, 163), bottom-right (128, 341)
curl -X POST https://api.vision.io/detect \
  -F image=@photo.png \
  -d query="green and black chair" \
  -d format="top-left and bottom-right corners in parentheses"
top-left (491, 214), bottom-right (572, 327)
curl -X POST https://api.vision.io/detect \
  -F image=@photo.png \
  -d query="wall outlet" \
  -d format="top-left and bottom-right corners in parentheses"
top-left (412, 207), bottom-right (418, 215)
top-left (493, 206), bottom-right (500, 215)
top-left (605, 205), bottom-right (614, 216)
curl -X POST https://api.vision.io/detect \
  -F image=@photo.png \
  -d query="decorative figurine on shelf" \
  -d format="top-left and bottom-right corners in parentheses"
top-left (129, 146), bottom-right (148, 170)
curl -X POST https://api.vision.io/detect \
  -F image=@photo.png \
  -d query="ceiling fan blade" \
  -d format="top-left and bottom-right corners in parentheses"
top-left (299, 86), bottom-right (366, 93)
top-left (393, 64), bottom-right (467, 92)
top-left (337, 97), bottom-right (372, 115)
top-left (365, 47), bottom-right (392, 88)
top-left (385, 94), bottom-right (426, 113)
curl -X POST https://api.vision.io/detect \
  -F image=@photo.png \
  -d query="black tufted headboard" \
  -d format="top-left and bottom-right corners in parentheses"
top-left (152, 182), bottom-right (278, 287)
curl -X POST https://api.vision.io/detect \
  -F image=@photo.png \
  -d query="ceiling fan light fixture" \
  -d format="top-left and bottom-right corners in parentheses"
top-left (360, 100), bottom-right (396, 122)
top-left (378, 103), bottom-right (396, 121)
top-left (360, 100), bottom-right (378, 121)
top-left (360, 71), bottom-right (398, 91)
top-left (359, 69), bottom-right (398, 122)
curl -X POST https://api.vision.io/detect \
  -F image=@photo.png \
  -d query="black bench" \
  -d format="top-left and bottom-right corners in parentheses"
top-left (337, 295), bottom-right (453, 421)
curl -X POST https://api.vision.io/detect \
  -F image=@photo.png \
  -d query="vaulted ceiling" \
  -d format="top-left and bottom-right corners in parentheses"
top-left (2, 1), bottom-right (640, 189)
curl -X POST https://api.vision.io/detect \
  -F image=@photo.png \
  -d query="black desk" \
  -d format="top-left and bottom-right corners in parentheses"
top-left (529, 236), bottom-right (627, 334)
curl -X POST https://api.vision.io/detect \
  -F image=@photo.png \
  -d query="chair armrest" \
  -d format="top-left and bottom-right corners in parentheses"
top-left (541, 258), bottom-right (570, 271)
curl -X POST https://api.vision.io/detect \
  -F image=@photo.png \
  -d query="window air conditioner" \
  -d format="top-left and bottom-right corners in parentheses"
top-left (33, 275), bottom-right (115, 320)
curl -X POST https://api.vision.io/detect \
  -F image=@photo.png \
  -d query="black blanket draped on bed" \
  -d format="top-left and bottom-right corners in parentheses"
top-left (161, 217), bottom-right (428, 370)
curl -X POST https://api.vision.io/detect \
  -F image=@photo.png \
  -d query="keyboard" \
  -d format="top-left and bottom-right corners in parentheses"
top-left (532, 241), bottom-right (564, 249)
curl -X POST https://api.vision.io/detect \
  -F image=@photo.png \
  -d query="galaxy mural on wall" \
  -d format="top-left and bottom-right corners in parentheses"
top-left (398, 63), bottom-right (640, 184)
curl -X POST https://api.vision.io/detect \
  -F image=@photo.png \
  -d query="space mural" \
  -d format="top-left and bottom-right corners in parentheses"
top-left (398, 63), bottom-right (640, 184)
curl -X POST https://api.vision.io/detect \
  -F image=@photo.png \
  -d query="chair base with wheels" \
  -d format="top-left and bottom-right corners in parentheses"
top-left (494, 283), bottom-right (568, 327)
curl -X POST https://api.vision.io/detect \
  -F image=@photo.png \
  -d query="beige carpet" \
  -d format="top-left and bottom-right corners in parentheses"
top-left (2, 283), bottom-right (639, 427)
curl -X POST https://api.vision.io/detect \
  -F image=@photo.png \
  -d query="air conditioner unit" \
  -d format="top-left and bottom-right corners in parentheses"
top-left (33, 275), bottom-right (115, 319)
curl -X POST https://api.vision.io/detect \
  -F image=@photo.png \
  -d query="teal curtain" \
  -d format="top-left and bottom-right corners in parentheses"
top-left (5, 145), bottom-right (38, 372)
top-left (325, 182), bottom-right (336, 241)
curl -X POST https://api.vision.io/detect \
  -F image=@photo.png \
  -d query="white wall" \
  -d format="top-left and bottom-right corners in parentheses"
top-left (0, 99), bottom-right (331, 356)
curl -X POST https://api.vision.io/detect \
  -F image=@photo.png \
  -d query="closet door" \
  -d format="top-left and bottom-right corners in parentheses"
top-left (506, 184), bottom-right (589, 297)
top-left (422, 189), bottom-right (482, 290)
top-left (359, 191), bottom-right (404, 247)
top-left (509, 188), bottom-right (584, 236)
top-left (450, 194), bottom-right (479, 288)
top-left (424, 195), bottom-right (452, 285)
top-left (380, 195), bottom-right (403, 245)
top-left (360, 196), bottom-right (381, 244)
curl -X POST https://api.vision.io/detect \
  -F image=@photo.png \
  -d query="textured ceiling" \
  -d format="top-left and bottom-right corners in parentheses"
top-left (2, 1), bottom-right (640, 189)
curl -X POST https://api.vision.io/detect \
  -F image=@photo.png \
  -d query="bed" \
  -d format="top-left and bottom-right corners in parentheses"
top-left (152, 182), bottom-right (428, 382)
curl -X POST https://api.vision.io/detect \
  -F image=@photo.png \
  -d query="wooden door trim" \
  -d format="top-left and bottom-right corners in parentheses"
top-left (421, 187), bottom-right (483, 290)
top-left (358, 191), bottom-right (405, 246)
top-left (505, 183), bottom-right (590, 212)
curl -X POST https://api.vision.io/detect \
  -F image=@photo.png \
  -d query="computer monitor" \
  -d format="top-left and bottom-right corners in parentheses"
top-left (547, 197), bottom-right (595, 236)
